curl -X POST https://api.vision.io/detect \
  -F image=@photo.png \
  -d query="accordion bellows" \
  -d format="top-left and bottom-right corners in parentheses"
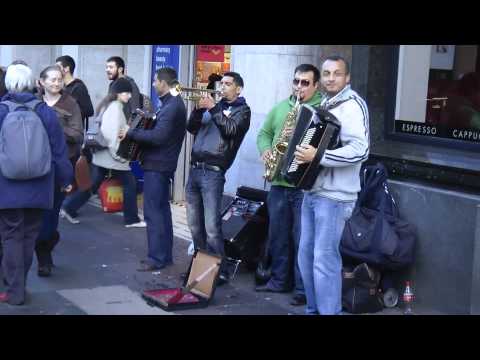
top-left (117, 109), bottom-right (156, 162)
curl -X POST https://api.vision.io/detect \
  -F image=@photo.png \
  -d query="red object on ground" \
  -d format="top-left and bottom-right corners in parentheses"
top-left (143, 289), bottom-right (199, 305)
top-left (98, 178), bottom-right (123, 213)
top-left (167, 289), bottom-right (184, 304)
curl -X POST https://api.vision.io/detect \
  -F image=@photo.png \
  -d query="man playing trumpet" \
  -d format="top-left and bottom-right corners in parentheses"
top-left (185, 72), bottom-right (251, 284)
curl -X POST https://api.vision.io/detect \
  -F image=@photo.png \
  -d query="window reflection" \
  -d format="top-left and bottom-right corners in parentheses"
top-left (426, 45), bottom-right (480, 134)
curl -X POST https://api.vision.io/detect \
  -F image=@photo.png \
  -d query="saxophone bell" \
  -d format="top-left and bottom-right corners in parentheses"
top-left (275, 141), bottom-right (288, 155)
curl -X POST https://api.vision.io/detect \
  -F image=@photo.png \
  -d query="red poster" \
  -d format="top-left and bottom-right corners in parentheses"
top-left (197, 45), bottom-right (225, 62)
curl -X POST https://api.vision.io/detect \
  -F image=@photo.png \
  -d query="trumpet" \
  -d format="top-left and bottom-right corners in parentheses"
top-left (171, 84), bottom-right (222, 103)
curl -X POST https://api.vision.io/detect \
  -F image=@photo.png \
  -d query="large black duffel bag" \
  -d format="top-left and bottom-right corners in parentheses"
top-left (340, 163), bottom-right (417, 271)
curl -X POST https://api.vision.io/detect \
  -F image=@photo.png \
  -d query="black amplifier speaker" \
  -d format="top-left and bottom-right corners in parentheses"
top-left (221, 186), bottom-right (269, 270)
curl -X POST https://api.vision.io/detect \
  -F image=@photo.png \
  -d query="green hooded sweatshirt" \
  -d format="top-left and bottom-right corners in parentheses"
top-left (257, 91), bottom-right (323, 187)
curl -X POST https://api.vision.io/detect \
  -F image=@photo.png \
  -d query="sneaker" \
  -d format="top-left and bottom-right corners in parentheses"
top-left (60, 209), bottom-right (80, 224)
top-left (125, 221), bottom-right (147, 228)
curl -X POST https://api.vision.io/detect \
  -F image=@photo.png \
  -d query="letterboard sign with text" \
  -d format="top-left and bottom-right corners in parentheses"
top-left (151, 45), bottom-right (180, 111)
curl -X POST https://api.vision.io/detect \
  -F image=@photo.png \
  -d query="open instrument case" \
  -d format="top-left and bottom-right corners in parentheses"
top-left (142, 250), bottom-right (222, 311)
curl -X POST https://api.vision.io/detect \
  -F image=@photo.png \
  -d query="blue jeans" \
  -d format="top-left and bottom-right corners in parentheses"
top-left (185, 168), bottom-right (225, 257)
top-left (143, 170), bottom-right (174, 268)
top-left (265, 186), bottom-right (304, 294)
top-left (298, 193), bottom-right (355, 315)
top-left (62, 165), bottom-right (140, 225)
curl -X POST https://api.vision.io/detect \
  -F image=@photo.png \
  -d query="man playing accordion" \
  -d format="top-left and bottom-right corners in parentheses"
top-left (119, 67), bottom-right (187, 272)
top-left (294, 55), bottom-right (370, 315)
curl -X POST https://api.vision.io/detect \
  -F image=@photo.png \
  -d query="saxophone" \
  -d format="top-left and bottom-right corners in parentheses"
top-left (264, 94), bottom-right (301, 182)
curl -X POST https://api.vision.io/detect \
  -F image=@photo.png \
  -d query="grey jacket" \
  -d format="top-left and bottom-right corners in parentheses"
top-left (309, 85), bottom-right (370, 201)
top-left (92, 100), bottom-right (130, 171)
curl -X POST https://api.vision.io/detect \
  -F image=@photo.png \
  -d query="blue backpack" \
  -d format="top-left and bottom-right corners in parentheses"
top-left (0, 99), bottom-right (52, 180)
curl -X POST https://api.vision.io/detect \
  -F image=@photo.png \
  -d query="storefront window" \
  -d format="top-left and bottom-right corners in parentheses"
top-left (393, 45), bottom-right (480, 146)
top-left (194, 45), bottom-right (230, 90)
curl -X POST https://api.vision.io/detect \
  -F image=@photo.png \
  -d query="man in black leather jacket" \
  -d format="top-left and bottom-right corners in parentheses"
top-left (186, 72), bottom-right (251, 282)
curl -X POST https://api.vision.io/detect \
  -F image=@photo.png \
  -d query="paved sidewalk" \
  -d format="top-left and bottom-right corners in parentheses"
top-left (0, 200), bottom-right (439, 315)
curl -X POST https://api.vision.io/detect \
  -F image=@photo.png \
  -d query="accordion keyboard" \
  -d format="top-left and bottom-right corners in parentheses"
top-left (287, 127), bottom-right (317, 174)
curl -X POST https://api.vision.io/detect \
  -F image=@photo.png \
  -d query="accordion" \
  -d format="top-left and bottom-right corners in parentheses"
top-left (281, 104), bottom-right (341, 190)
top-left (117, 108), bottom-right (156, 162)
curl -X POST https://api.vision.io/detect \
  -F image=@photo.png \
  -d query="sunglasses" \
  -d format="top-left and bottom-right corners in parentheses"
top-left (293, 78), bottom-right (311, 87)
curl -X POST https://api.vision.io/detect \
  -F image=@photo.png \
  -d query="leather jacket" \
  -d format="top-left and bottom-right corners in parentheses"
top-left (187, 97), bottom-right (251, 171)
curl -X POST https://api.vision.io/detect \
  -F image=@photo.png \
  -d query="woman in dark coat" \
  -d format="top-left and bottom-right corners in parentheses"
top-left (34, 65), bottom-right (83, 277)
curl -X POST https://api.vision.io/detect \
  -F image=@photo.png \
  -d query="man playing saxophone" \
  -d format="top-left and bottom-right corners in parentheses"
top-left (256, 64), bottom-right (323, 306)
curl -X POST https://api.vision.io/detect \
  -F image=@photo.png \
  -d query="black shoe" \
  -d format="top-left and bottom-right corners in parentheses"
top-left (290, 294), bottom-right (307, 306)
top-left (255, 284), bottom-right (288, 293)
top-left (38, 265), bottom-right (52, 277)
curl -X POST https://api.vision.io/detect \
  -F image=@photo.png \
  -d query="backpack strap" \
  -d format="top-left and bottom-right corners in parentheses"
top-left (23, 99), bottom-right (43, 112)
top-left (0, 99), bottom-right (43, 113)
top-left (1, 99), bottom-right (50, 138)
top-left (0, 100), bottom-right (22, 113)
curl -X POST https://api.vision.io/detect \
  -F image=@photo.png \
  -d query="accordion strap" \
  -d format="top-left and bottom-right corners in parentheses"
top-left (321, 96), bottom-right (354, 111)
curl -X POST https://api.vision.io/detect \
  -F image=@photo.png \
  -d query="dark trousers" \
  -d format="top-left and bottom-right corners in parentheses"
top-left (266, 186), bottom-right (305, 294)
top-left (63, 165), bottom-right (140, 225)
top-left (35, 186), bottom-right (65, 267)
top-left (143, 170), bottom-right (174, 268)
top-left (0, 208), bottom-right (43, 304)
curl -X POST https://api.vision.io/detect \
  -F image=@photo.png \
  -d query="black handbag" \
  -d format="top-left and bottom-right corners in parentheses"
top-left (340, 164), bottom-right (416, 270)
top-left (342, 263), bottom-right (384, 314)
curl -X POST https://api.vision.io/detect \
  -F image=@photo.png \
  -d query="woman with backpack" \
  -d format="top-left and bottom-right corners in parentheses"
top-left (34, 65), bottom-right (84, 277)
top-left (61, 78), bottom-right (145, 228)
top-left (0, 63), bottom-right (73, 305)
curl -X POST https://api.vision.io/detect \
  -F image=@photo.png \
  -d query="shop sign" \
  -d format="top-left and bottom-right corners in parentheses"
top-left (197, 45), bottom-right (225, 62)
